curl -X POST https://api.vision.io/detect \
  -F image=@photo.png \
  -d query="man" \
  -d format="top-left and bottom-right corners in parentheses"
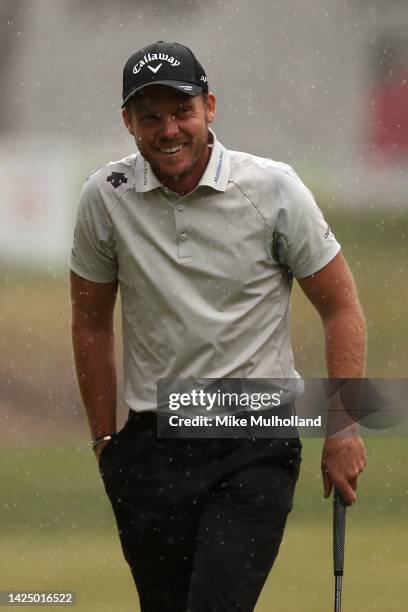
top-left (70, 41), bottom-right (366, 612)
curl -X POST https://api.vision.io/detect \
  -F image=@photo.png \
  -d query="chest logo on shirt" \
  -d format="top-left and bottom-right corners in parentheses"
top-left (107, 172), bottom-right (128, 189)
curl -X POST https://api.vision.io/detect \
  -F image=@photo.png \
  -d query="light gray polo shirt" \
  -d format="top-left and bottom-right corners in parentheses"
top-left (70, 131), bottom-right (340, 412)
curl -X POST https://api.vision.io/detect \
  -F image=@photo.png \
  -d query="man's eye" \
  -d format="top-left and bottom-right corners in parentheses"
top-left (177, 107), bottom-right (191, 115)
top-left (140, 114), bottom-right (160, 123)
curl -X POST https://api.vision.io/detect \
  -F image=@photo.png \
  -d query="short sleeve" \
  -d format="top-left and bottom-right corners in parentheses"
top-left (272, 169), bottom-right (341, 278)
top-left (70, 175), bottom-right (118, 282)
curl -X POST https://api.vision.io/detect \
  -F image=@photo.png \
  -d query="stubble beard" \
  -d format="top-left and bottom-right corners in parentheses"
top-left (139, 123), bottom-right (210, 183)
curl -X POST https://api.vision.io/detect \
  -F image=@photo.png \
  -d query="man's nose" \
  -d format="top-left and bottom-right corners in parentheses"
top-left (158, 115), bottom-right (180, 139)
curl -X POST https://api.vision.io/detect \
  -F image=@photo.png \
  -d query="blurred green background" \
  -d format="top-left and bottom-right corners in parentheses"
top-left (1, 209), bottom-right (407, 610)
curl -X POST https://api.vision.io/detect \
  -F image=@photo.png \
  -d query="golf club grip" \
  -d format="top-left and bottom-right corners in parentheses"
top-left (333, 488), bottom-right (346, 576)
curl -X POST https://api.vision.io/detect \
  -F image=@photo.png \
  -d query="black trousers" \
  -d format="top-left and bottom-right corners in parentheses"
top-left (99, 412), bottom-right (301, 612)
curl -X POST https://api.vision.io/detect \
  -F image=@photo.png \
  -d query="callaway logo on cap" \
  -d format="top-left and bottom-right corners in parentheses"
top-left (122, 41), bottom-right (209, 107)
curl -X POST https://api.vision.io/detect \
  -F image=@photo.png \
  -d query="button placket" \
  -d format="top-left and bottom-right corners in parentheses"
top-left (174, 199), bottom-right (192, 262)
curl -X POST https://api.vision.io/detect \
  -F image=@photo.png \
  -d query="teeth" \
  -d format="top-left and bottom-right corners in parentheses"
top-left (159, 145), bottom-right (183, 153)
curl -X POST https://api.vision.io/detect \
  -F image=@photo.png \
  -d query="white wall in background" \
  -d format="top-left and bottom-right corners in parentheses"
top-left (0, 144), bottom-right (78, 271)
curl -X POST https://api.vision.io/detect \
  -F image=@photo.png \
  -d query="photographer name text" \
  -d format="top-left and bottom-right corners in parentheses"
top-left (167, 414), bottom-right (322, 428)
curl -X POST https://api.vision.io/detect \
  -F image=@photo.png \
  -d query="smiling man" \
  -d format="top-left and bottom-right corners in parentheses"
top-left (123, 86), bottom-right (215, 194)
top-left (70, 41), bottom-right (366, 612)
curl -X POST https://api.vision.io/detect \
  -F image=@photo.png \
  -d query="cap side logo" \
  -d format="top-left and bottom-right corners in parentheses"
top-left (148, 63), bottom-right (162, 74)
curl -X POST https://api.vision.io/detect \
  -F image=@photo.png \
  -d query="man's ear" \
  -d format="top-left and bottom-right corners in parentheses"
top-left (205, 92), bottom-right (216, 124)
top-left (122, 107), bottom-right (135, 136)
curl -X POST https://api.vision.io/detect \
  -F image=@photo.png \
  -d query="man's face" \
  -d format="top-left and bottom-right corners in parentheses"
top-left (122, 86), bottom-right (216, 186)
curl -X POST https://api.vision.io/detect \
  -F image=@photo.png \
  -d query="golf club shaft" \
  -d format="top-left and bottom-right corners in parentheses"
top-left (335, 575), bottom-right (342, 612)
top-left (333, 488), bottom-right (346, 612)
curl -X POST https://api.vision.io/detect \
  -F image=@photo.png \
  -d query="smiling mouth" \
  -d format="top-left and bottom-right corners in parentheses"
top-left (157, 144), bottom-right (187, 155)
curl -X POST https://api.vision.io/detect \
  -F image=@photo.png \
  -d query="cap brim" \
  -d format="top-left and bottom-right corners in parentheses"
top-left (122, 80), bottom-right (203, 107)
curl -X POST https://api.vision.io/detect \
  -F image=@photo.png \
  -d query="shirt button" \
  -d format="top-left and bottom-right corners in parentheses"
top-left (177, 203), bottom-right (184, 211)
top-left (180, 232), bottom-right (188, 241)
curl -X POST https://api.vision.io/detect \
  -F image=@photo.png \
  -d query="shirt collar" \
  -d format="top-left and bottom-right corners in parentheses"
top-left (134, 128), bottom-right (230, 193)
top-left (134, 156), bottom-right (162, 193)
top-left (198, 129), bottom-right (230, 192)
